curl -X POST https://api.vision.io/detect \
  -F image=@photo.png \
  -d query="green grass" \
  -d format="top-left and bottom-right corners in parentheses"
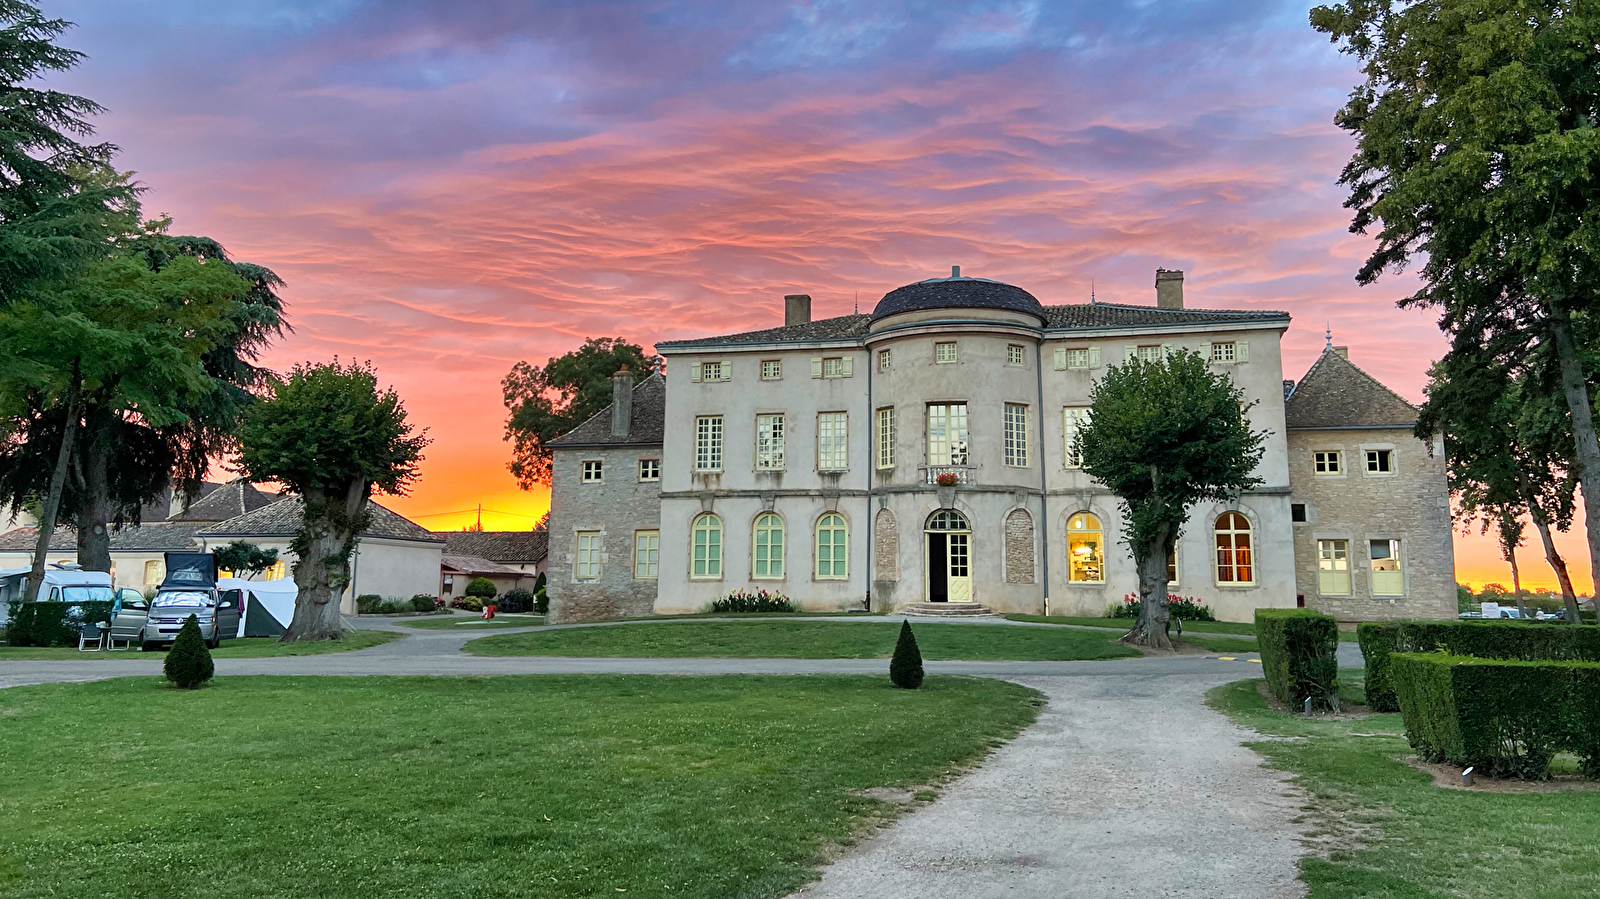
top-left (0, 630), bottom-right (398, 660)
top-left (1175, 634), bottom-right (1261, 654)
top-left (0, 674), bottom-right (1042, 898)
top-left (1006, 614), bottom-right (1361, 641)
top-left (467, 620), bottom-right (1140, 660)
top-left (1208, 675), bottom-right (1600, 899)
top-left (393, 615), bottom-right (545, 630)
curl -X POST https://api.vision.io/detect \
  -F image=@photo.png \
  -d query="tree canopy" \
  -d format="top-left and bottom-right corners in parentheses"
top-left (212, 541), bottom-right (279, 580)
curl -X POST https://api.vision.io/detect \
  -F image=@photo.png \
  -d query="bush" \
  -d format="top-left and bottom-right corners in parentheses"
top-left (5, 601), bottom-right (114, 647)
top-left (1108, 593), bottom-right (1216, 621)
top-left (1360, 620), bottom-right (1600, 708)
top-left (410, 594), bottom-right (436, 612)
top-left (378, 598), bottom-right (409, 614)
top-left (890, 620), bottom-right (924, 689)
top-left (497, 588), bottom-right (536, 614)
top-left (1358, 623), bottom-right (1401, 712)
top-left (711, 589), bottom-right (798, 614)
top-left (534, 586), bottom-right (549, 615)
top-left (451, 595), bottom-right (483, 612)
top-left (163, 615), bottom-right (214, 689)
top-left (356, 594), bottom-right (384, 615)
top-left (1256, 609), bottom-right (1340, 712)
top-left (465, 577), bottom-right (498, 600)
top-left (533, 571), bottom-right (547, 594)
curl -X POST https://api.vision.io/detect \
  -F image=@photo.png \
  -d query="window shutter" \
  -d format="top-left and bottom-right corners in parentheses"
top-left (690, 362), bottom-right (702, 383)
top-left (721, 359), bottom-right (733, 381)
top-left (1198, 342), bottom-right (1211, 363)
top-left (1089, 347), bottom-right (1101, 369)
top-left (1237, 341), bottom-right (1250, 363)
top-left (811, 357), bottom-right (823, 378)
top-left (1125, 346), bottom-right (1137, 362)
top-left (1053, 347), bottom-right (1066, 370)
top-left (841, 356), bottom-right (853, 377)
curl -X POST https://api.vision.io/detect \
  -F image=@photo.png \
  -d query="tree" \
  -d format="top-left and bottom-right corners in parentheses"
top-left (464, 577), bottom-right (497, 599)
top-left (1075, 350), bottom-right (1267, 649)
top-left (889, 620), bottom-right (924, 689)
top-left (502, 338), bottom-right (659, 487)
top-left (1312, 1), bottom-right (1600, 613)
top-left (236, 360), bottom-right (428, 641)
top-left (212, 540), bottom-right (278, 580)
top-left (163, 614), bottom-right (213, 689)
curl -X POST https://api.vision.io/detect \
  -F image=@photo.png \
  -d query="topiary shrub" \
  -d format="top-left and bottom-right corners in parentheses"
top-left (498, 588), bottom-right (536, 614)
top-left (464, 577), bottom-right (498, 600)
top-left (1256, 609), bottom-right (1340, 712)
top-left (5, 600), bottom-right (114, 647)
top-left (1358, 622), bottom-right (1401, 712)
top-left (356, 594), bottom-right (384, 614)
top-left (711, 589), bottom-right (798, 614)
top-left (533, 571), bottom-right (546, 594)
top-left (164, 615), bottom-right (215, 689)
top-left (534, 586), bottom-right (549, 615)
top-left (890, 620), bottom-right (924, 689)
top-left (410, 594), bottom-right (436, 612)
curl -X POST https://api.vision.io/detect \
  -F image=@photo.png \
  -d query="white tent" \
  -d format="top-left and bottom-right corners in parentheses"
top-left (217, 577), bottom-right (297, 638)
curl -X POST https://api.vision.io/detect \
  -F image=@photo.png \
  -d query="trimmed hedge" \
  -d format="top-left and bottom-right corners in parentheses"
top-left (1256, 608), bottom-right (1340, 712)
top-left (163, 615), bottom-right (215, 690)
top-left (1392, 653), bottom-right (1600, 780)
top-left (1361, 620), bottom-right (1600, 713)
top-left (5, 601), bottom-right (114, 647)
top-left (1358, 623), bottom-right (1401, 712)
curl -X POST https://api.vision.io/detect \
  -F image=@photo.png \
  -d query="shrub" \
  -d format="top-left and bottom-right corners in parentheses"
top-left (465, 577), bottom-right (498, 600)
top-left (1360, 620), bottom-right (1600, 705)
top-left (5, 601), bottom-right (114, 647)
top-left (1256, 609), bottom-right (1340, 712)
top-left (498, 588), bottom-right (536, 614)
top-left (356, 594), bottom-right (384, 615)
top-left (1358, 622), bottom-right (1401, 712)
top-left (711, 589), bottom-right (798, 614)
top-left (533, 571), bottom-right (546, 593)
top-left (890, 620), bottom-right (924, 689)
top-left (1109, 593), bottom-right (1216, 621)
top-left (163, 615), bottom-right (214, 689)
top-left (534, 586), bottom-right (549, 615)
top-left (451, 595), bottom-right (484, 612)
top-left (410, 594), bottom-right (436, 612)
top-left (378, 598), bottom-right (409, 614)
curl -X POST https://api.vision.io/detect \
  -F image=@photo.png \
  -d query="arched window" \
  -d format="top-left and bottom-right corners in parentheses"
top-left (926, 509), bottom-right (970, 531)
top-left (816, 513), bottom-right (848, 579)
top-left (692, 514), bottom-right (722, 579)
top-left (1214, 512), bottom-right (1254, 584)
top-left (1066, 512), bottom-right (1104, 583)
top-left (753, 513), bottom-right (784, 579)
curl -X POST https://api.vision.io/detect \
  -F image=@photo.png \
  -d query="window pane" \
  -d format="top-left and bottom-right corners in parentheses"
top-left (1067, 513), bottom-right (1104, 583)
top-left (696, 416), bottom-right (723, 470)
top-left (816, 514), bottom-right (847, 579)
top-left (1063, 407), bottom-right (1090, 468)
top-left (877, 408), bottom-right (895, 469)
top-left (757, 414), bottom-right (785, 470)
top-left (818, 413), bottom-right (848, 470)
top-left (1004, 403), bottom-right (1029, 467)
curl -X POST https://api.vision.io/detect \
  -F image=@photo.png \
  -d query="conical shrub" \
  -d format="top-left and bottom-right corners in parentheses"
top-left (164, 614), bottom-right (215, 689)
top-left (890, 620), bottom-right (924, 689)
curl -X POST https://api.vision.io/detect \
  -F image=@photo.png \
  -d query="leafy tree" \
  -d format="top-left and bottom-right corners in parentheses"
top-left (502, 338), bottom-right (659, 487)
top-left (1457, 582), bottom-right (1476, 613)
top-left (1076, 350), bottom-right (1267, 649)
top-left (163, 614), bottom-right (214, 689)
top-left (464, 577), bottom-right (497, 599)
top-left (236, 360), bottom-right (428, 641)
top-left (1312, 0), bottom-right (1600, 609)
top-left (211, 540), bottom-right (279, 580)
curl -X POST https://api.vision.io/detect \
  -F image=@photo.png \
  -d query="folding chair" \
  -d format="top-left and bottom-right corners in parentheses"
top-left (77, 623), bottom-right (105, 652)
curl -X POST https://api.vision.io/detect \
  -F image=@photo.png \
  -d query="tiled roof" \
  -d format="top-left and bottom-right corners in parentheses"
top-left (441, 530), bottom-right (547, 564)
top-left (1042, 302), bottom-right (1289, 330)
top-left (549, 373), bottom-right (667, 448)
top-left (872, 276), bottom-right (1046, 322)
top-left (198, 497), bottom-right (445, 544)
top-left (169, 479), bottom-right (276, 522)
top-left (656, 315), bottom-right (870, 349)
top-left (1285, 348), bottom-right (1419, 429)
top-left (0, 521), bottom-right (207, 553)
top-left (441, 554), bottom-right (525, 577)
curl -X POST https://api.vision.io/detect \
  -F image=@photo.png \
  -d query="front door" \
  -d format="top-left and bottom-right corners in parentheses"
top-left (925, 530), bottom-right (973, 602)
top-left (927, 533), bottom-right (948, 602)
top-left (946, 533), bottom-right (972, 602)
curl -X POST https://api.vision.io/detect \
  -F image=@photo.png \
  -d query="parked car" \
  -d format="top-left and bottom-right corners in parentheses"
top-left (138, 551), bottom-right (238, 650)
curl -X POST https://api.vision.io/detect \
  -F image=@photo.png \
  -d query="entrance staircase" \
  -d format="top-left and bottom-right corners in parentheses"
top-left (901, 602), bottom-right (1000, 618)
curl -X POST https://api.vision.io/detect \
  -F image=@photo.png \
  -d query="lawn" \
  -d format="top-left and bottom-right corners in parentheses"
top-left (1006, 614), bottom-right (1361, 642)
top-left (0, 630), bottom-right (397, 660)
top-left (1209, 675), bottom-right (1600, 899)
top-left (393, 615), bottom-right (545, 630)
top-left (0, 674), bottom-right (1042, 898)
top-left (465, 620), bottom-right (1141, 660)
top-left (1175, 634), bottom-right (1260, 654)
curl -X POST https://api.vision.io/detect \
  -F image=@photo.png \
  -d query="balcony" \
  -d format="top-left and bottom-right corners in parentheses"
top-left (919, 465), bottom-right (976, 486)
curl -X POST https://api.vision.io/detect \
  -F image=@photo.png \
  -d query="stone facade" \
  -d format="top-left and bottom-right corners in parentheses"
top-left (874, 508), bottom-right (899, 581)
top-left (1005, 508), bottom-right (1035, 584)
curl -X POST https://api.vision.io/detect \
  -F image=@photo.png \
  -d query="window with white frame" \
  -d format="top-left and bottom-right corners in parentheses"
top-left (581, 460), bottom-right (603, 483)
top-left (815, 513), bottom-right (848, 579)
top-left (1314, 450), bottom-right (1342, 475)
top-left (1210, 341), bottom-right (1237, 363)
top-left (878, 349), bottom-right (892, 371)
top-left (1136, 345), bottom-right (1163, 363)
top-left (753, 513), bottom-right (784, 579)
top-left (1004, 403), bottom-right (1029, 467)
top-left (1063, 407), bottom-right (1090, 468)
top-left (1067, 348), bottom-right (1091, 370)
top-left (927, 403), bottom-right (969, 466)
top-left (822, 357), bottom-right (846, 378)
top-left (1366, 449), bottom-right (1394, 474)
top-left (818, 412), bottom-right (848, 471)
top-left (935, 342), bottom-right (958, 363)
top-left (576, 531), bottom-right (602, 579)
top-left (877, 407), bottom-right (895, 469)
top-left (700, 361), bottom-right (726, 381)
top-left (695, 416), bottom-right (723, 471)
top-left (691, 514), bottom-right (722, 578)
top-left (1318, 539), bottom-right (1351, 595)
top-left (638, 458), bottom-right (660, 481)
top-left (760, 359), bottom-right (782, 380)
top-left (1370, 539), bottom-right (1404, 595)
top-left (756, 414), bottom-right (785, 470)
top-left (633, 530), bottom-right (659, 579)
top-left (1007, 344), bottom-right (1025, 366)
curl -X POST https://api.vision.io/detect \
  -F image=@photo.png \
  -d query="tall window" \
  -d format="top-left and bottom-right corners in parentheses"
top-left (753, 514), bottom-right (785, 579)
top-left (877, 407), bottom-right (895, 469)
top-left (816, 513), bottom-right (848, 579)
top-left (1371, 539), bottom-right (1404, 595)
top-left (756, 414), bottom-right (785, 470)
top-left (1167, 547), bottom-right (1179, 586)
top-left (695, 416), bottom-right (723, 471)
top-left (1007, 344), bottom-right (1026, 366)
top-left (633, 530), bottom-right (660, 579)
top-left (581, 460), bottom-right (603, 483)
top-left (1063, 407), bottom-right (1090, 468)
top-left (143, 560), bottom-right (164, 585)
top-left (1004, 403), bottom-right (1029, 467)
top-left (927, 403), bottom-right (969, 466)
top-left (1067, 513), bottom-right (1104, 583)
top-left (818, 412), bottom-right (848, 471)
top-left (760, 360), bottom-right (782, 380)
top-left (935, 342), bottom-right (958, 363)
top-left (638, 458), bottom-right (660, 482)
top-left (1313, 450), bottom-right (1341, 475)
top-left (1318, 539), bottom-right (1351, 595)
top-left (691, 514), bottom-right (722, 579)
top-left (576, 531), bottom-right (602, 579)
top-left (878, 349), bottom-right (892, 371)
top-left (1136, 345), bottom-right (1163, 363)
top-left (1214, 512), bottom-right (1254, 584)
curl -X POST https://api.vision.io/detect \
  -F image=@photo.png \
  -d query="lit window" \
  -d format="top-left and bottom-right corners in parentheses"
top-left (1004, 403), bottom-right (1029, 467)
top-left (633, 530), bottom-right (659, 579)
top-left (1167, 547), bottom-right (1178, 586)
top-left (695, 416), bottom-right (723, 471)
top-left (1136, 345), bottom-right (1163, 363)
top-left (1313, 450), bottom-right (1341, 475)
top-left (576, 531), bottom-right (602, 579)
top-left (822, 357), bottom-right (845, 378)
top-left (1366, 449), bottom-right (1394, 474)
top-left (1007, 344), bottom-right (1025, 366)
top-left (818, 412), bottom-right (848, 471)
top-left (756, 414), bottom-right (785, 470)
top-left (753, 513), bottom-right (785, 579)
top-left (878, 349), bottom-right (892, 371)
top-left (816, 513), bottom-right (848, 579)
top-left (935, 342), bottom-right (958, 363)
top-left (1063, 407), bottom-right (1090, 468)
top-left (1067, 513), bottom-right (1104, 583)
top-left (691, 514), bottom-right (722, 579)
top-left (1210, 341), bottom-right (1237, 363)
top-left (927, 403), bottom-right (969, 466)
top-left (1318, 539), bottom-right (1351, 595)
top-left (877, 407), bottom-right (895, 469)
top-left (700, 361), bottom-right (725, 381)
top-left (638, 458), bottom-right (660, 482)
top-left (1067, 348), bottom-right (1091, 370)
top-left (1214, 512), bottom-right (1254, 585)
top-left (143, 560), bottom-right (163, 585)
top-left (1371, 539), bottom-right (1403, 595)
top-left (261, 561), bottom-right (286, 581)
top-left (760, 360), bottom-right (781, 380)
top-left (581, 460), bottom-right (603, 483)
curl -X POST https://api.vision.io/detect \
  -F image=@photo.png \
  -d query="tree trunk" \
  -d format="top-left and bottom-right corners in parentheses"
top-left (280, 481), bottom-right (370, 642)
top-left (73, 406), bottom-right (114, 573)
top-left (1505, 542), bottom-right (1524, 619)
top-left (1548, 310), bottom-right (1600, 624)
top-left (25, 370), bottom-right (82, 603)
top-left (1526, 493), bottom-right (1582, 622)
top-left (1123, 530), bottom-right (1174, 650)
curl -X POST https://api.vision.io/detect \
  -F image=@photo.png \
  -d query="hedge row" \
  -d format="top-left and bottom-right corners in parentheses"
top-left (1255, 608), bottom-right (1340, 712)
top-left (4, 601), bottom-right (114, 647)
top-left (1360, 620), bottom-right (1600, 711)
top-left (1392, 653), bottom-right (1600, 779)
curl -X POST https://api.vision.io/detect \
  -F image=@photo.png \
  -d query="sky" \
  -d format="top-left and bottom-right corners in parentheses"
top-left (43, 0), bottom-right (1551, 590)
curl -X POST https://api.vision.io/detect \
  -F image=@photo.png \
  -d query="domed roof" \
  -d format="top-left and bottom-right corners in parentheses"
top-left (872, 269), bottom-right (1046, 323)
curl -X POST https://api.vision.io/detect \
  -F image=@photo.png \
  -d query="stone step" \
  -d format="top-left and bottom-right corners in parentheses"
top-left (902, 602), bottom-right (1001, 618)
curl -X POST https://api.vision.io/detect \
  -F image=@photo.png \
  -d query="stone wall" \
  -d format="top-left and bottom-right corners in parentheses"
top-left (874, 508), bottom-right (898, 582)
top-left (547, 444), bottom-right (662, 624)
top-left (1005, 508), bottom-right (1034, 584)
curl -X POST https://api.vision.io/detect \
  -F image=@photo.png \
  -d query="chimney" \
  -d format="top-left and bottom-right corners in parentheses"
top-left (1333, 346), bottom-right (1349, 360)
top-left (610, 366), bottom-right (633, 438)
top-left (784, 294), bottom-right (811, 327)
top-left (1155, 268), bottom-right (1184, 309)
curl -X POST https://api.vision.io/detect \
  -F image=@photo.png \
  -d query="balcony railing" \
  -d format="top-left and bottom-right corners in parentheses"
top-left (919, 465), bottom-right (976, 486)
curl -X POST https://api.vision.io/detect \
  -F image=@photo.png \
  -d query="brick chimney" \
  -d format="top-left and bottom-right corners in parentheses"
top-left (1333, 346), bottom-right (1349, 360)
top-left (610, 366), bottom-right (633, 438)
top-left (1155, 269), bottom-right (1184, 309)
top-left (785, 294), bottom-right (811, 327)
